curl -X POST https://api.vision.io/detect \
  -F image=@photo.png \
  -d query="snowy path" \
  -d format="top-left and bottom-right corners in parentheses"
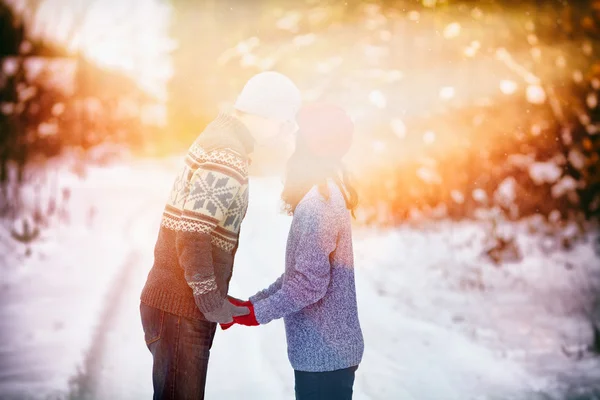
top-left (92, 175), bottom-right (564, 400)
top-left (2, 160), bottom-right (600, 399)
top-left (0, 164), bottom-right (160, 399)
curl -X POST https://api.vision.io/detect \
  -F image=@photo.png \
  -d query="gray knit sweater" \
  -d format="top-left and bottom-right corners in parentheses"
top-left (250, 181), bottom-right (364, 372)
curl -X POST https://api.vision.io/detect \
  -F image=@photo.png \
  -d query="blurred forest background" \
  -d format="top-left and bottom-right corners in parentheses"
top-left (0, 0), bottom-right (599, 236)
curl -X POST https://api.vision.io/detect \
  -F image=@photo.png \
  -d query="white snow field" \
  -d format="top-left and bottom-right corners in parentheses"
top-left (1, 159), bottom-right (599, 400)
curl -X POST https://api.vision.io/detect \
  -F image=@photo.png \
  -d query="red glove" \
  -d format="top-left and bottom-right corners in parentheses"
top-left (220, 301), bottom-right (259, 330)
top-left (227, 296), bottom-right (252, 307)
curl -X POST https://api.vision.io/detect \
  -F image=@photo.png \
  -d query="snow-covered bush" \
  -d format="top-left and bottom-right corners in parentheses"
top-left (0, 2), bottom-right (156, 229)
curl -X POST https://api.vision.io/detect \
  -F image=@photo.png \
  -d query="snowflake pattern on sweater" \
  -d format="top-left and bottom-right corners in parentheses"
top-left (162, 148), bottom-right (249, 253)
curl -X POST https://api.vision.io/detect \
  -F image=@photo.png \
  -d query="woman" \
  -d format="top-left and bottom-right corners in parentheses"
top-left (223, 104), bottom-right (364, 400)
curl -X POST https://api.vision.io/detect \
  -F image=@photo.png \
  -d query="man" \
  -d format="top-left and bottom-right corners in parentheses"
top-left (140, 71), bottom-right (301, 399)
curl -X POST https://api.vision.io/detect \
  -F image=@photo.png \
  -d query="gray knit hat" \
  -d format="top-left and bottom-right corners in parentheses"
top-left (233, 71), bottom-right (302, 122)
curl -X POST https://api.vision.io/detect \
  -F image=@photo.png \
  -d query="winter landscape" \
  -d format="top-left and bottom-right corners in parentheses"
top-left (1, 0), bottom-right (600, 399)
top-left (1, 160), bottom-right (600, 399)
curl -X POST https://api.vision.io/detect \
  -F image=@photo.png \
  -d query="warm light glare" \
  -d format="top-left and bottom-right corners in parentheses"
top-left (443, 22), bottom-right (461, 39)
top-left (369, 90), bottom-right (387, 109)
top-left (439, 86), bottom-right (455, 100)
top-left (526, 84), bottom-right (547, 104)
top-left (500, 80), bottom-right (518, 95)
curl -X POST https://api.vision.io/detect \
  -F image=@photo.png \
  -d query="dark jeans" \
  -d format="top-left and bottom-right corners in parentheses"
top-left (294, 366), bottom-right (359, 400)
top-left (140, 303), bottom-right (217, 400)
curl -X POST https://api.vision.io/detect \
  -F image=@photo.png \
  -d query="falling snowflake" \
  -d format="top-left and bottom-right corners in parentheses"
top-left (582, 41), bottom-right (593, 56)
top-left (0, 102), bottom-right (15, 115)
top-left (240, 53), bottom-right (257, 68)
top-left (568, 149), bottom-right (586, 170)
top-left (548, 210), bottom-right (561, 223)
top-left (579, 113), bottom-right (591, 125)
top-left (529, 162), bottom-right (562, 185)
top-left (439, 87), bottom-right (455, 100)
top-left (464, 41), bottom-right (481, 58)
top-left (471, 8), bottom-right (483, 19)
top-left (443, 22), bottom-right (461, 39)
top-left (472, 189), bottom-right (487, 203)
top-left (19, 41), bottom-right (32, 55)
top-left (531, 124), bottom-right (542, 136)
top-left (52, 103), bottom-right (65, 116)
top-left (2, 58), bottom-right (18, 76)
top-left (423, 131), bottom-right (436, 144)
top-left (526, 85), bottom-right (546, 104)
top-left (587, 93), bottom-right (598, 109)
top-left (551, 176), bottom-right (578, 199)
top-left (293, 34), bottom-right (316, 47)
top-left (416, 167), bottom-right (441, 184)
top-left (500, 80), bottom-right (517, 95)
top-left (390, 119), bottom-right (406, 139)
top-left (276, 11), bottom-right (301, 32)
top-left (369, 90), bottom-right (387, 109)
top-left (527, 34), bottom-right (538, 46)
top-left (451, 190), bottom-right (465, 204)
top-left (38, 123), bottom-right (58, 137)
top-left (494, 177), bottom-right (517, 207)
top-left (407, 11), bottom-right (420, 21)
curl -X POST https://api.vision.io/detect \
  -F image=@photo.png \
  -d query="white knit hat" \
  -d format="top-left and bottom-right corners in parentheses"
top-left (234, 71), bottom-right (302, 122)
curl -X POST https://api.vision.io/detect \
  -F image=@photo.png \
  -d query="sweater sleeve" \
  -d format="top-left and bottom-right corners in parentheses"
top-left (249, 274), bottom-right (284, 303)
top-left (253, 198), bottom-right (337, 324)
top-left (176, 162), bottom-right (243, 313)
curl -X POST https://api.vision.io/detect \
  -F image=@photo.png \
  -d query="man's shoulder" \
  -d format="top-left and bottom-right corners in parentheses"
top-left (187, 140), bottom-right (249, 180)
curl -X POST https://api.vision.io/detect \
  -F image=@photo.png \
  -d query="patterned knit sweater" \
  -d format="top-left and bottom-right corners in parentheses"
top-left (250, 181), bottom-right (364, 372)
top-left (141, 114), bottom-right (254, 320)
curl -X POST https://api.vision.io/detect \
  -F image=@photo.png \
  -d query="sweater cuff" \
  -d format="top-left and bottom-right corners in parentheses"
top-left (252, 298), bottom-right (274, 325)
top-left (249, 292), bottom-right (265, 304)
top-left (194, 289), bottom-right (224, 314)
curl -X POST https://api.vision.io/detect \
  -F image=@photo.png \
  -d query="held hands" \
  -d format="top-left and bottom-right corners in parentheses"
top-left (220, 296), bottom-right (259, 330)
top-left (203, 298), bottom-right (250, 324)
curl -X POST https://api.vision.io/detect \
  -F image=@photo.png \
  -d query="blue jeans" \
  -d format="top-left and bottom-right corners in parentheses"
top-left (140, 303), bottom-right (217, 400)
top-left (294, 366), bottom-right (359, 400)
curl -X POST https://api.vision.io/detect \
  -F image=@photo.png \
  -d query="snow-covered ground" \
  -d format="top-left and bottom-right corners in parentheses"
top-left (1, 159), bottom-right (600, 400)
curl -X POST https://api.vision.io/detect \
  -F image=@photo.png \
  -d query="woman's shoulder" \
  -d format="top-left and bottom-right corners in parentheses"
top-left (297, 181), bottom-right (346, 214)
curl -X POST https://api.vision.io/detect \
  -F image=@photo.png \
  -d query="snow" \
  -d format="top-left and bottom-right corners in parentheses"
top-left (1, 159), bottom-right (600, 399)
top-left (390, 118), bottom-right (407, 139)
top-left (494, 177), bottom-right (517, 207)
top-left (451, 190), bottom-right (465, 204)
top-left (472, 188), bottom-right (488, 203)
top-left (568, 149), bottom-right (586, 170)
top-left (551, 176), bottom-right (578, 199)
top-left (528, 161), bottom-right (562, 185)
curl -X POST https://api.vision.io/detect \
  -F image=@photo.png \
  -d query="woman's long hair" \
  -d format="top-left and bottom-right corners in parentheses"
top-left (282, 135), bottom-right (358, 217)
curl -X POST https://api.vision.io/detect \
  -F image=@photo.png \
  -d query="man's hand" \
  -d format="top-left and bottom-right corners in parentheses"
top-left (220, 299), bottom-right (260, 330)
top-left (203, 299), bottom-right (249, 324)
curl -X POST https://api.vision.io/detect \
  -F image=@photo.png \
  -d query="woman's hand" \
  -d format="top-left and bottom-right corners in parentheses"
top-left (220, 298), bottom-right (259, 330)
top-left (227, 295), bottom-right (252, 307)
